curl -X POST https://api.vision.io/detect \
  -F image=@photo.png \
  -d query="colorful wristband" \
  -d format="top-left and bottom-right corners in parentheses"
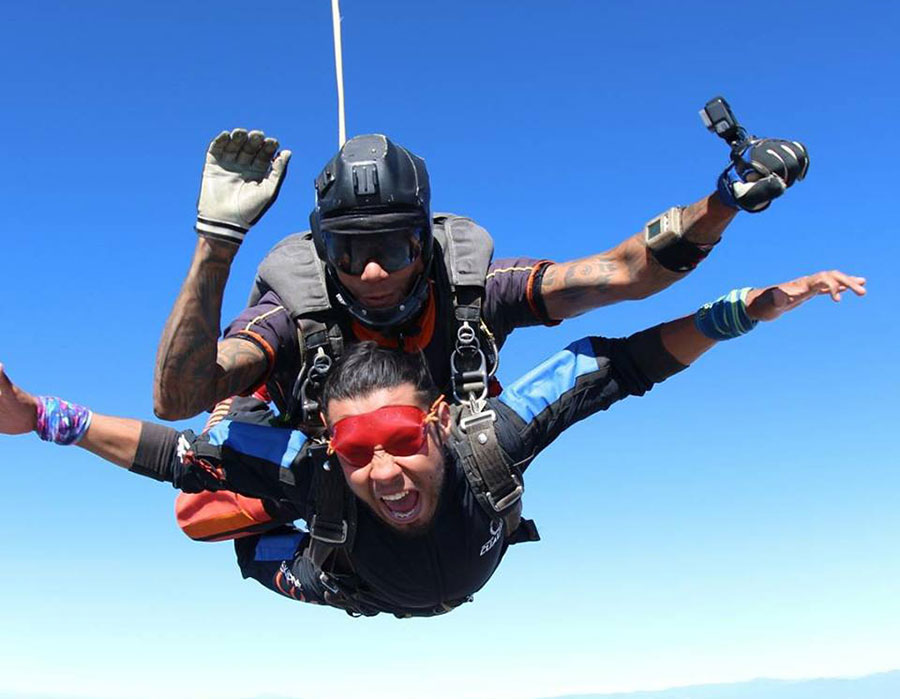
top-left (694, 287), bottom-right (758, 341)
top-left (35, 396), bottom-right (93, 445)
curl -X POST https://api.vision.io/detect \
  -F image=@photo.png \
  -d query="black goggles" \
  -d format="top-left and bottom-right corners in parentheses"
top-left (322, 227), bottom-right (426, 276)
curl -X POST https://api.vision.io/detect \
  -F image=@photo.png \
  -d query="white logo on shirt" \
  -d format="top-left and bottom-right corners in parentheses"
top-left (479, 519), bottom-right (504, 557)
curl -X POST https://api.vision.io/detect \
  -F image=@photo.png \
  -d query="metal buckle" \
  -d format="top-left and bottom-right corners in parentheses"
top-left (486, 482), bottom-right (523, 513)
top-left (458, 409), bottom-right (496, 434)
top-left (451, 320), bottom-right (490, 404)
top-left (318, 571), bottom-right (341, 595)
top-left (309, 515), bottom-right (348, 545)
top-left (451, 348), bottom-right (488, 404)
top-left (299, 348), bottom-right (333, 425)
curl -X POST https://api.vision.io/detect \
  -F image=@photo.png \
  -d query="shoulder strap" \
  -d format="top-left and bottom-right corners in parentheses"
top-left (284, 317), bottom-right (344, 431)
top-left (432, 213), bottom-right (493, 290)
top-left (451, 403), bottom-right (538, 541)
top-left (247, 232), bottom-right (332, 316)
top-left (247, 232), bottom-right (344, 430)
top-left (432, 214), bottom-right (499, 405)
top-left (304, 443), bottom-right (357, 568)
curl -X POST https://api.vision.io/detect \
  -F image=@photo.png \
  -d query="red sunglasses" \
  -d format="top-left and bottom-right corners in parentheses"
top-left (327, 396), bottom-right (444, 468)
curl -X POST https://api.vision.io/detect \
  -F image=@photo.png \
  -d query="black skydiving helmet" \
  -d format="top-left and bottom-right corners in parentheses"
top-left (311, 134), bottom-right (433, 330)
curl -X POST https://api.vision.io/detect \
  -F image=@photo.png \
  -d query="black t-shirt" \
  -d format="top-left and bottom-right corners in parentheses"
top-left (132, 327), bottom-right (686, 615)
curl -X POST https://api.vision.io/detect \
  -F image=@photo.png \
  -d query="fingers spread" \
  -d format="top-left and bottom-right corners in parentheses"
top-left (830, 270), bottom-right (867, 296)
top-left (809, 273), bottom-right (841, 301)
top-left (812, 270), bottom-right (869, 301)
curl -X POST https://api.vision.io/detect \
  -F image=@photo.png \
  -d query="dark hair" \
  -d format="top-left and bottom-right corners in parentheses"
top-left (322, 341), bottom-right (439, 411)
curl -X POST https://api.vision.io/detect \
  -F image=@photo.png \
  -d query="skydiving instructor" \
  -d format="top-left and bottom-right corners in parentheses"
top-left (152, 125), bottom-right (810, 426)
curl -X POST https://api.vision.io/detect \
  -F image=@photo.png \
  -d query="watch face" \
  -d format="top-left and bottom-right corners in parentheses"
top-left (647, 219), bottom-right (662, 240)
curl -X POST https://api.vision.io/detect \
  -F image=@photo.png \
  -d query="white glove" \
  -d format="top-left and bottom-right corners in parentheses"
top-left (195, 128), bottom-right (292, 244)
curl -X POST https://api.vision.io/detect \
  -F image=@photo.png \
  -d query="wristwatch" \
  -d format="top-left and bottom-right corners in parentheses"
top-left (643, 206), bottom-right (712, 273)
top-left (643, 207), bottom-right (684, 251)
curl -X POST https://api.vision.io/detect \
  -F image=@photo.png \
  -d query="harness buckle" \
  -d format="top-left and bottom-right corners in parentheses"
top-left (458, 409), bottom-right (496, 434)
top-left (451, 346), bottom-right (488, 405)
top-left (318, 571), bottom-right (341, 595)
top-left (486, 482), bottom-right (524, 513)
top-left (309, 515), bottom-right (348, 545)
top-left (298, 348), bottom-right (334, 427)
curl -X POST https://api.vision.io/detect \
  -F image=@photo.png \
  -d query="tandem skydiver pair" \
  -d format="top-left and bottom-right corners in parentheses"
top-left (0, 103), bottom-right (836, 616)
top-left (0, 265), bottom-right (865, 615)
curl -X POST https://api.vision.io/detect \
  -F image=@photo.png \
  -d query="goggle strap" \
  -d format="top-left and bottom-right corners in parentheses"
top-left (424, 394), bottom-right (445, 426)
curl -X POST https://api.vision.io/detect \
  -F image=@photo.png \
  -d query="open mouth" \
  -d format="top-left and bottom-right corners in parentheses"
top-left (379, 489), bottom-right (422, 524)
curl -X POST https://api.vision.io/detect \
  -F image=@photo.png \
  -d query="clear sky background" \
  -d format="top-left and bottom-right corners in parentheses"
top-left (1, 1), bottom-right (898, 698)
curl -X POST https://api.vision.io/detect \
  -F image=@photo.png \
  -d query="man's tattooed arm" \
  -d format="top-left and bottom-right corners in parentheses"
top-left (153, 238), bottom-right (267, 420)
top-left (541, 193), bottom-right (737, 319)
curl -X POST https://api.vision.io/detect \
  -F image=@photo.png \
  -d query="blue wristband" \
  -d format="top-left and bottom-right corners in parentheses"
top-left (694, 287), bottom-right (758, 341)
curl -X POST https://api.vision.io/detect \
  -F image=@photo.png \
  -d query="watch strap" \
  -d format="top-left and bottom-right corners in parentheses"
top-left (650, 238), bottom-right (714, 273)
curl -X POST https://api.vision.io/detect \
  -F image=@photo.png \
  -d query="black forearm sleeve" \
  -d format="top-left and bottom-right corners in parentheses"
top-left (624, 324), bottom-right (687, 385)
top-left (129, 421), bottom-right (180, 482)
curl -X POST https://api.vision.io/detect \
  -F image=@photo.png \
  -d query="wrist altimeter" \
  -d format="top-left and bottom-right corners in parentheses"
top-left (643, 206), bottom-right (712, 273)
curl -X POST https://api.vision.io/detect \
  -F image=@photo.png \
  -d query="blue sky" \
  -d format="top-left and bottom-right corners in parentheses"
top-left (1, 1), bottom-right (898, 698)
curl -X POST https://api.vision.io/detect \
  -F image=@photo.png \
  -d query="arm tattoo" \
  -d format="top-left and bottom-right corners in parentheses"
top-left (542, 257), bottom-right (617, 303)
top-left (541, 254), bottom-right (623, 319)
top-left (542, 193), bottom-right (739, 319)
top-left (215, 339), bottom-right (268, 397)
top-left (153, 239), bottom-right (265, 420)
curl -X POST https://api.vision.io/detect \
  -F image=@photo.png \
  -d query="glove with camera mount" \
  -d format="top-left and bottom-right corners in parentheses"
top-left (717, 138), bottom-right (809, 213)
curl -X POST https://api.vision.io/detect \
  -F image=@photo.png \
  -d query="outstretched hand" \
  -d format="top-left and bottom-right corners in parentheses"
top-left (195, 128), bottom-right (292, 245)
top-left (0, 364), bottom-right (37, 435)
top-left (745, 270), bottom-right (867, 322)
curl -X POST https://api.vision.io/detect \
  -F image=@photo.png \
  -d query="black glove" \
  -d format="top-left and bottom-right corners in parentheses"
top-left (717, 138), bottom-right (810, 212)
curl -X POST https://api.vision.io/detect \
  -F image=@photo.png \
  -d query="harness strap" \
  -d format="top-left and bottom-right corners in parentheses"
top-left (450, 289), bottom-right (498, 405)
top-left (456, 406), bottom-right (524, 535)
top-left (305, 443), bottom-right (355, 568)
top-left (287, 317), bottom-right (344, 432)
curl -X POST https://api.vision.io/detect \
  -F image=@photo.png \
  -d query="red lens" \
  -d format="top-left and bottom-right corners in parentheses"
top-left (329, 405), bottom-right (429, 467)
